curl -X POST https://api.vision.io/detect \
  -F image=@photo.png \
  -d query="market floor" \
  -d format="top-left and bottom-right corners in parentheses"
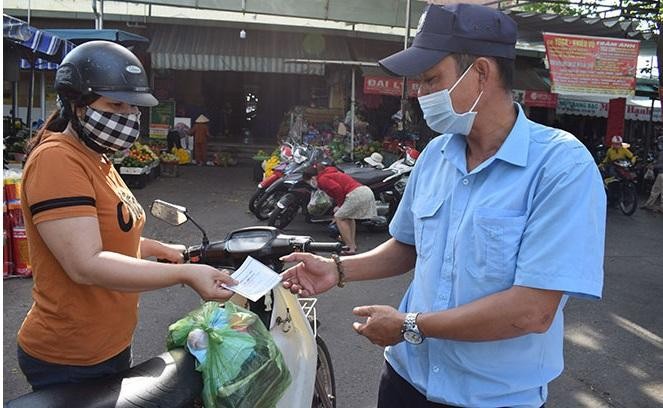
top-left (3, 163), bottom-right (663, 407)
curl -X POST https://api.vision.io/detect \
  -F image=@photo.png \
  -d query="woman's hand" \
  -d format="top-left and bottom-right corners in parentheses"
top-left (183, 264), bottom-right (238, 302)
top-left (140, 238), bottom-right (186, 263)
top-left (157, 242), bottom-right (187, 263)
top-left (279, 252), bottom-right (338, 296)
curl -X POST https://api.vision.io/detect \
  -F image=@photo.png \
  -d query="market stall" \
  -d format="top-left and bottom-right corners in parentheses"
top-left (112, 142), bottom-right (164, 188)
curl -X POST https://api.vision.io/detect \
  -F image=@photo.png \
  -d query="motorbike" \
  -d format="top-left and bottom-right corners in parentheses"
top-left (249, 142), bottom-right (301, 218)
top-left (7, 200), bottom-right (341, 408)
top-left (267, 149), bottom-right (417, 231)
top-left (634, 150), bottom-right (656, 195)
top-left (251, 145), bottom-right (326, 220)
top-left (602, 159), bottom-right (639, 216)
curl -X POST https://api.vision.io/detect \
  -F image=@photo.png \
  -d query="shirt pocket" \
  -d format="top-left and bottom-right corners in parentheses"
top-left (469, 208), bottom-right (527, 283)
top-left (411, 198), bottom-right (444, 261)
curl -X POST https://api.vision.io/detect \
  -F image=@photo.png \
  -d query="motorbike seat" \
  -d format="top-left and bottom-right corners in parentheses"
top-left (350, 168), bottom-right (391, 186)
top-left (6, 348), bottom-right (202, 408)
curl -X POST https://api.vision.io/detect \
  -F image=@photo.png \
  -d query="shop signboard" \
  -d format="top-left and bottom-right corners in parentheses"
top-left (625, 104), bottom-right (662, 122)
top-left (543, 32), bottom-right (639, 97)
top-left (556, 97), bottom-right (661, 121)
top-left (363, 76), bottom-right (420, 97)
top-left (557, 98), bottom-right (608, 117)
top-left (524, 91), bottom-right (558, 108)
top-left (149, 100), bottom-right (175, 140)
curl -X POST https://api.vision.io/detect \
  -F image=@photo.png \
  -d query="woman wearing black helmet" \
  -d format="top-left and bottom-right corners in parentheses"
top-left (16, 41), bottom-right (237, 390)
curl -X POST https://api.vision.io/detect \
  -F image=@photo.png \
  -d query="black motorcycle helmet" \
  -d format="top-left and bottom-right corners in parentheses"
top-left (55, 40), bottom-right (158, 107)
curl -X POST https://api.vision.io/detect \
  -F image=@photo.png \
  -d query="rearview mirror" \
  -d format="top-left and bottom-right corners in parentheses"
top-left (150, 199), bottom-right (188, 226)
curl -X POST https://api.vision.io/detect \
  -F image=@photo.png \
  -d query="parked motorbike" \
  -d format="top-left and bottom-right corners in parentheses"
top-left (249, 143), bottom-right (301, 218)
top-left (267, 152), bottom-right (416, 231)
top-left (634, 150), bottom-right (656, 194)
top-left (602, 159), bottom-right (639, 216)
top-left (7, 200), bottom-right (341, 408)
top-left (251, 145), bottom-right (326, 220)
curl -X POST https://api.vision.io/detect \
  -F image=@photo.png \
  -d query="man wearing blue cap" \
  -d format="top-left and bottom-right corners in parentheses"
top-left (281, 3), bottom-right (605, 407)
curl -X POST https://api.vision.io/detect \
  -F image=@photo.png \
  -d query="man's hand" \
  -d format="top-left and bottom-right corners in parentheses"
top-left (280, 252), bottom-right (338, 296)
top-left (352, 305), bottom-right (406, 347)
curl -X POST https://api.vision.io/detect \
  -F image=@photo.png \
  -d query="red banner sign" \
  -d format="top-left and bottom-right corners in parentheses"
top-left (543, 32), bottom-right (639, 97)
top-left (524, 90), bottom-right (558, 108)
top-left (363, 76), bottom-right (420, 97)
top-left (606, 98), bottom-right (626, 145)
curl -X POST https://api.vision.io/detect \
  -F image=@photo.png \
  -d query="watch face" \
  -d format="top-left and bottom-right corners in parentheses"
top-left (404, 330), bottom-right (423, 345)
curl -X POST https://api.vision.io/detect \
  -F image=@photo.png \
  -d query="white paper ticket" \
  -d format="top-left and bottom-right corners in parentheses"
top-left (222, 256), bottom-right (282, 302)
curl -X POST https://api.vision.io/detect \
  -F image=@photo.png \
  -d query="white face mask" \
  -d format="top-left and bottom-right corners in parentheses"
top-left (418, 64), bottom-right (483, 136)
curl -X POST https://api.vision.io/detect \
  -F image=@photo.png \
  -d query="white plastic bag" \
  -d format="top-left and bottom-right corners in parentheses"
top-left (307, 189), bottom-right (333, 216)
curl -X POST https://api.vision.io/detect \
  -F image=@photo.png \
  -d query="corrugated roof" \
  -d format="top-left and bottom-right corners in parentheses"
top-left (148, 25), bottom-right (352, 75)
top-left (505, 10), bottom-right (657, 53)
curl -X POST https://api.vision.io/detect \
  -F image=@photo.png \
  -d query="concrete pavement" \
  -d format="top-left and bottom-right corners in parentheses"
top-left (3, 163), bottom-right (663, 407)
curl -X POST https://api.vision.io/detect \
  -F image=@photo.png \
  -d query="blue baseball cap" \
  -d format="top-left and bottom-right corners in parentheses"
top-left (380, 3), bottom-right (517, 77)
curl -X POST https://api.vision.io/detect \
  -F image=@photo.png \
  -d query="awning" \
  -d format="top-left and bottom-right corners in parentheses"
top-left (4, 14), bottom-right (75, 70)
top-left (4, 14), bottom-right (74, 61)
top-left (504, 10), bottom-right (657, 47)
top-left (43, 29), bottom-right (149, 45)
top-left (148, 25), bottom-right (352, 75)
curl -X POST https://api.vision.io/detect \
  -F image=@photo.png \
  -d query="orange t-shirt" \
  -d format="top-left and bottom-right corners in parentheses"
top-left (18, 131), bottom-right (145, 365)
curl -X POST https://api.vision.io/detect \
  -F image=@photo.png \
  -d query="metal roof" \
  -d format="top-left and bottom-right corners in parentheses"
top-left (148, 24), bottom-right (353, 75)
top-left (505, 11), bottom-right (657, 55)
top-left (111, 1), bottom-right (656, 43)
top-left (43, 29), bottom-right (149, 45)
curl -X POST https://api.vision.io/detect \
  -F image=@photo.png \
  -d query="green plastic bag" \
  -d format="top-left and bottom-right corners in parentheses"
top-left (167, 301), bottom-right (292, 408)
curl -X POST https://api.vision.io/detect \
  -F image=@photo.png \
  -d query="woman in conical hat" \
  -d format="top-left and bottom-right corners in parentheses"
top-left (190, 114), bottom-right (211, 164)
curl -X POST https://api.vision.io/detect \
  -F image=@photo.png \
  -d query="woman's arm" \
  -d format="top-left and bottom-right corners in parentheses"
top-left (140, 237), bottom-right (185, 263)
top-left (36, 216), bottom-right (236, 300)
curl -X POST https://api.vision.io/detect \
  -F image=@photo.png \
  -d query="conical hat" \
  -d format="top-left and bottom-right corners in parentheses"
top-left (195, 114), bottom-right (210, 123)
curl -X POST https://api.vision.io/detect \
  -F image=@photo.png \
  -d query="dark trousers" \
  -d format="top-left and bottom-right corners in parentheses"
top-left (378, 361), bottom-right (459, 408)
top-left (377, 361), bottom-right (545, 408)
top-left (17, 344), bottom-right (132, 391)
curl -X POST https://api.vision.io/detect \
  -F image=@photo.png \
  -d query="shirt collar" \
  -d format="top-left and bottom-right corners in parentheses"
top-left (440, 103), bottom-right (530, 172)
top-left (494, 103), bottom-right (529, 167)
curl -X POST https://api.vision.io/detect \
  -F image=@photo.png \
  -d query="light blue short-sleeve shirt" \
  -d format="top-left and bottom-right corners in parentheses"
top-left (387, 104), bottom-right (606, 408)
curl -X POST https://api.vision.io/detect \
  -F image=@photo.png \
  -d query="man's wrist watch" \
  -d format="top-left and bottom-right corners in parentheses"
top-left (402, 312), bottom-right (424, 345)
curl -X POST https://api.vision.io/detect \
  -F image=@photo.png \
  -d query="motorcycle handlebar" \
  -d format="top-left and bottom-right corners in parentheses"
top-left (182, 236), bottom-right (341, 265)
top-left (304, 241), bottom-right (343, 253)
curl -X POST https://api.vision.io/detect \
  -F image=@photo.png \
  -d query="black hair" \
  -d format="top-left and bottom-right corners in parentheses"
top-left (302, 166), bottom-right (319, 181)
top-left (26, 93), bottom-right (100, 157)
top-left (452, 54), bottom-right (514, 91)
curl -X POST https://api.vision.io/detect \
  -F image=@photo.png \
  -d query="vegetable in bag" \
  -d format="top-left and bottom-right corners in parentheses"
top-left (167, 302), bottom-right (291, 408)
top-left (307, 189), bottom-right (333, 216)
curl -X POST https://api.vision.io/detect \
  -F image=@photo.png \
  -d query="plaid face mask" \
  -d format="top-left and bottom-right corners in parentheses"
top-left (79, 107), bottom-right (141, 153)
